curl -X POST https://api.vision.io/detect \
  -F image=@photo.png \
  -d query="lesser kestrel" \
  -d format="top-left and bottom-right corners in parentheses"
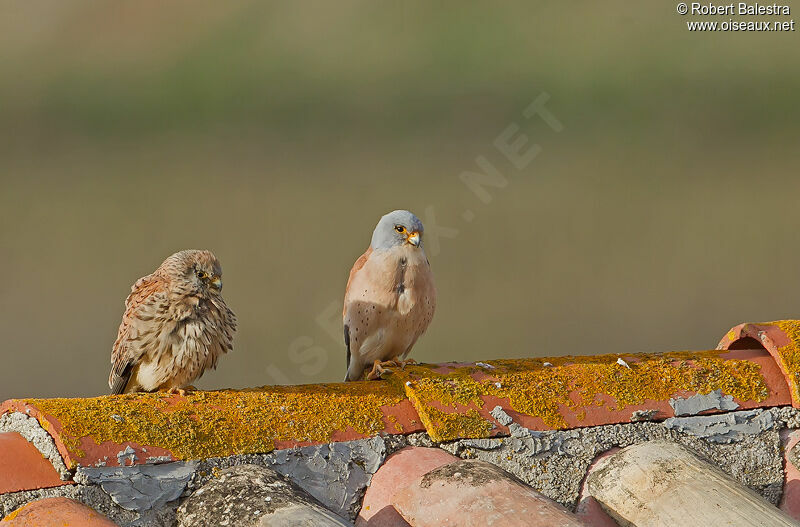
top-left (343, 210), bottom-right (437, 381)
top-left (108, 250), bottom-right (237, 394)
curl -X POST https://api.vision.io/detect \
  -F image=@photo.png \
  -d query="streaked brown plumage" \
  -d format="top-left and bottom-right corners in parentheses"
top-left (343, 210), bottom-right (436, 381)
top-left (109, 250), bottom-right (237, 394)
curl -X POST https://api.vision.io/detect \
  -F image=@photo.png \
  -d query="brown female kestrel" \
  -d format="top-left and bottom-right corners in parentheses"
top-left (343, 210), bottom-right (436, 381)
top-left (108, 250), bottom-right (237, 394)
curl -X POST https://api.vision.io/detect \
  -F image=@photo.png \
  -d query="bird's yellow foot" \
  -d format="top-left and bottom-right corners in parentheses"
top-left (367, 360), bottom-right (398, 380)
top-left (167, 385), bottom-right (197, 396)
top-left (398, 358), bottom-right (417, 370)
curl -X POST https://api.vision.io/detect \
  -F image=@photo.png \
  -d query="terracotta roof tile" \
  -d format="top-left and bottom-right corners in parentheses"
top-left (384, 347), bottom-right (789, 442)
top-left (0, 433), bottom-right (70, 494)
top-left (0, 497), bottom-right (118, 526)
top-left (719, 320), bottom-right (800, 406)
top-left (0, 382), bottom-right (421, 469)
top-left (2, 345), bottom-right (786, 469)
top-left (392, 459), bottom-right (591, 526)
top-left (575, 448), bottom-right (622, 527)
top-left (780, 429), bottom-right (800, 519)
top-left (357, 446), bottom-right (459, 526)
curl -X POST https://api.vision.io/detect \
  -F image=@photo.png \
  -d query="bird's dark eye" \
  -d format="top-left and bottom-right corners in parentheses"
top-left (196, 270), bottom-right (208, 280)
top-left (395, 225), bottom-right (405, 233)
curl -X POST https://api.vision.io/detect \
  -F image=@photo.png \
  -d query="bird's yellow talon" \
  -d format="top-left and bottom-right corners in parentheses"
top-left (399, 358), bottom-right (417, 369)
top-left (367, 360), bottom-right (397, 380)
top-left (165, 385), bottom-right (198, 397)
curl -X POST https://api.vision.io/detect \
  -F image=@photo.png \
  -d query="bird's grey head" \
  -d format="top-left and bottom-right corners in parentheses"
top-left (370, 210), bottom-right (425, 250)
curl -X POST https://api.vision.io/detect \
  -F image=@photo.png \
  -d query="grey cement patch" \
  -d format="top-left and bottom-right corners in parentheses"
top-left (662, 409), bottom-right (774, 443)
top-left (117, 446), bottom-right (139, 466)
top-left (146, 456), bottom-right (175, 464)
top-left (271, 440), bottom-right (377, 518)
top-left (630, 409), bottom-right (658, 422)
top-left (490, 406), bottom-right (513, 426)
top-left (76, 461), bottom-right (197, 512)
top-left (509, 423), bottom-right (565, 456)
top-left (0, 430), bottom-right (449, 525)
top-left (382, 432), bottom-right (435, 460)
top-left (0, 411), bottom-right (70, 479)
top-left (456, 438), bottom-right (502, 451)
top-left (189, 436), bottom-right (386, 521)
top-left (441, 408), bottom-right (788, 508)
top-left (670, 389), bottom-right (739, 416)
top-left (772, 406), bottom-right (800, 429)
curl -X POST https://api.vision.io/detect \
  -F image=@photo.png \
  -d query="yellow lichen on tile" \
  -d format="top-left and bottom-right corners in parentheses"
top-left (406, 393), bottom-right (492, 442)
top-left (24, 382), bottom-right (406, 463)
top-left (385, 414), bottom-right (404, 433)
top-left (3, 504), bottom-right (24, 522)
top-left (773, 320), bottom-right (800, 404)
top-left (394, 350), bottom-right (769, 441)
top-left (13, 348), bottom-right (774, 458)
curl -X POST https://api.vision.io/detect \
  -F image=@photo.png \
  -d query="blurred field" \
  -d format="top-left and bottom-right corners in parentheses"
top-left (1, 2), bottom-right (799, 398)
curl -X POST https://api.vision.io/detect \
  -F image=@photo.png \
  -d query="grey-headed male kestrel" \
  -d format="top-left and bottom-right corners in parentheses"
top-left (108, 250), bottom-right (237, 394)
top-left (343, 210), bottom-right (436, 381)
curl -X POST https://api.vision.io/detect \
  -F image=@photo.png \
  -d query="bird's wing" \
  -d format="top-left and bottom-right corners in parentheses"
top-left (108, 274), bottom-right (167, 394)
top-left (343, 247), bottom-right (372, 318)
top-left (343, 247), bottom-right (374, 378)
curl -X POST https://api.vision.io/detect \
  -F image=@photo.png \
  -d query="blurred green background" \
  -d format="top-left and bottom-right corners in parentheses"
top-left (1, 2), bottom-right (798, 399)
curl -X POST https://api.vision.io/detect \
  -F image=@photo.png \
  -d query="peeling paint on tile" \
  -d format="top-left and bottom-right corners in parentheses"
top-left (490, 406), bottom-right (513, 426)
top-left (146, 456), bottom-right (174, 465)
top-left (670, 389), bottom-right (739, 417)
top-left (630, 409), bottom-right (658, 422)
top-left (662, 409), bottom-right (773, 443)
top-left (75, 462), bottom-right (197, 512)
top-left (117, 446), bottom-right (138, 467)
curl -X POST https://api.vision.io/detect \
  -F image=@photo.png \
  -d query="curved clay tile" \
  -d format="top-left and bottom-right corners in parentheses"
top-left (719, 320), bottom-right (800, 407)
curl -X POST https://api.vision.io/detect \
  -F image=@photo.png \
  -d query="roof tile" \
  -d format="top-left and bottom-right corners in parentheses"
top-left (0, 432), bottom-right (70, 494)
top-left (357, 446), bottom-right (459, 526)
top-left (0, 383), bottom-right (421, 469)
top-left (587, 441), bottom-right (799, 526)
top-left (392, 459), bottom-right (590, 526)
top-left (780, 429), bottom-right (800, 521)
top-left (719, 320), bottom-right (800, 407)
top-left (385, 348), bottom-right (788, 442)
top-left (1, 497), bottom-right (118, 526)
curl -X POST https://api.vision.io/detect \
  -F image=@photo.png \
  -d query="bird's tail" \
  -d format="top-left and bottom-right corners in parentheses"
top-left (344, 324), bottom-right (352, 382)
top-left (109, 362), bottom-right (134, 395)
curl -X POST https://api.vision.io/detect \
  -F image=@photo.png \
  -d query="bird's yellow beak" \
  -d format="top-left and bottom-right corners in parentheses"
top-left (407, 232), bottom-right (420, 247)
top-left (210, 276), bottom-right (223, 290)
